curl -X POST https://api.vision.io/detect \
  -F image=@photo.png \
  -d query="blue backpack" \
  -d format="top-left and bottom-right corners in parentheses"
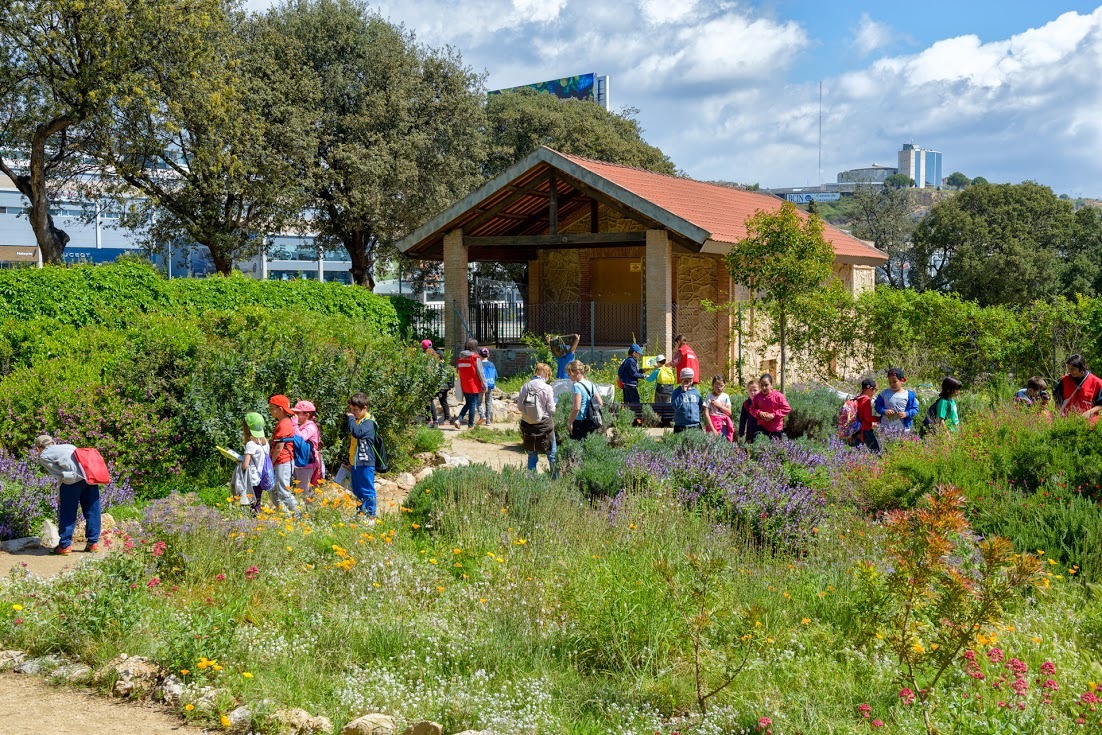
top-left (256, 451), bottom-right (274, 492)
top-left (292, 435), bottom-right (316, 468)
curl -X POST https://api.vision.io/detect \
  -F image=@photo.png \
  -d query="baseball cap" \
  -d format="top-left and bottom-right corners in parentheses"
top-left (655, 354), bottom-right (666, 363)
top-left (268, 394), bottom-right (291, 412)
top-left (244, 412), bottom-right (266, 438)
top-left (886, 367), bottom-right (906, 380)
top-left (860, 377), bottom-right (877, 390)
top-left (421, 339), bottom-right (433, 349)
top-left (479, 347), bottom-right (489, 357)
top-left (292, 400), bottom-right (316, 414)
top-left (34, 434), bottom-right (54, 449)
top-left (629, 343), bottom-right (643, 354)
top-left (680, 367), bottom-right (695, 380)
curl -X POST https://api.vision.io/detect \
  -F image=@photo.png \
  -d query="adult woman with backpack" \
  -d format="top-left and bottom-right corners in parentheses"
top-left (566, 360), bottom-right (603, 441)
top-left (518, 362), bottom-right (557, 477)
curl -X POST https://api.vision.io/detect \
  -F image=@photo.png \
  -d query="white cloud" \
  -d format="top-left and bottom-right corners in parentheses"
top-left (853, 13), bottom-right (892, 56)
top-left (639, 0), bottom-right (698, 26)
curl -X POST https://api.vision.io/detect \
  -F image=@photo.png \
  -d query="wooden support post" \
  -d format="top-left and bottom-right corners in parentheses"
top-left (548, 172), bottom-right (558, 235)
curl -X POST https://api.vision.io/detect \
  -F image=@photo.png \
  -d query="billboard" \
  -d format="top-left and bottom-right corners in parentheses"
top-left (785, 192), bottom-right (841, 203)
top-left (489, 73), bottom-right (609, 109)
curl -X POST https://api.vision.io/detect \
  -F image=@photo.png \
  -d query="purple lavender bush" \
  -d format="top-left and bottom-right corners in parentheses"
top-left (0, 451), bottom-right (135, 540)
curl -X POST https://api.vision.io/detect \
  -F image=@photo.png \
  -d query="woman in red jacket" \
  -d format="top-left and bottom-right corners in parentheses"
top-left (1055, 354), bottom-right (1102, 416)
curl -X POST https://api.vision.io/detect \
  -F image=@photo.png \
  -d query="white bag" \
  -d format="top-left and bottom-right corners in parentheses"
top-left (39, 519), bottom-right (60, 549)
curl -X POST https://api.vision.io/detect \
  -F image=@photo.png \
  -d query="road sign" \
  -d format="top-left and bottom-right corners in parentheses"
top-left (785, 192), bottom-right (841, 203)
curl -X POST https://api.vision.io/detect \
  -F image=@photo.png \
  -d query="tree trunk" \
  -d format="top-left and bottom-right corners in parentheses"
top-left (344, 229), bottom-right (376, 290)
top-left (202, 241), bottom-right (235, 275)
top-left (13, 173), bottom-right (69, 265)
top-left (779, 309), bottom-right (787, 394)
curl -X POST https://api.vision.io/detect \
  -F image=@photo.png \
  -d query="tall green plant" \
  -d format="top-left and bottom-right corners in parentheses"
top-left (725, 202), bottom-right (834, 391)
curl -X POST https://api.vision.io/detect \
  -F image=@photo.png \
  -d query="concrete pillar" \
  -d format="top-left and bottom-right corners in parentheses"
top-left (443, 229), bottom-right (468, 355)
top-left (645, 229), bottom-right (672, 357)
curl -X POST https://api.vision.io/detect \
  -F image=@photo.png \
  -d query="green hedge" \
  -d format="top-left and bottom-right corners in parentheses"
top-left (0, 260), bottom-right (420, 332)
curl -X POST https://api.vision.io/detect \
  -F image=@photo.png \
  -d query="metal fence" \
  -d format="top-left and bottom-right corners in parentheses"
top-left (413, 301), bottom-right (645, 348)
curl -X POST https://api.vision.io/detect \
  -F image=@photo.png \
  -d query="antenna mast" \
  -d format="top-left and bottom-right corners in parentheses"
top-left (818, 81), bottom-right (823, 188)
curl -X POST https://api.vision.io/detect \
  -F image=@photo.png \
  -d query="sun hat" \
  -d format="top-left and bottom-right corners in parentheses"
top-left (886, 367), bottom-right (906, 380)
top-left (292, 400), bottom-right (316, 414)
top-left (421, 339), bottom-right (433, 349)
top-left (268, 394), bottom-right (291, 412)
top-left (244, 412), bottom-right (266, 439)
top-left (655, 354), bottom-right (666, 363)
top-left (629, 343), bottom-right (643, 354)
top-left (680, 368), bottom-right (695, 380)
top-left (34, 434), bottom-right (54, 449)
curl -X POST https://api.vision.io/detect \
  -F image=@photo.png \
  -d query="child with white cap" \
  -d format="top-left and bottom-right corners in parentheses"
top-left (671, 368), bottom-right (704, 433)
top-left (645, 354), bottom-right (677, 404)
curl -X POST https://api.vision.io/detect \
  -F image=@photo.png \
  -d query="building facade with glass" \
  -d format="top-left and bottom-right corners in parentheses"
top-left (897, 143), bottom-right (943, 189)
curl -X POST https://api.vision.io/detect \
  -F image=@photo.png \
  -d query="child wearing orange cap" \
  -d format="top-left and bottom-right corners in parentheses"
top-left (268, 394), bottom-right (298, 514)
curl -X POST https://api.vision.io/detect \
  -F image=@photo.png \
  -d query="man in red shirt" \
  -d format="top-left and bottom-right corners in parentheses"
top-left (669, 334), bottom-right (700, 385)
top-left (851, 378), bottom-right (880, 453)
top-left (268, 394), bottom-right (298, 514)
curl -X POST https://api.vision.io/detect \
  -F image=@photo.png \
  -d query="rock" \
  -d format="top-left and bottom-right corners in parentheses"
top-left (154, 674), bottom-right (185, 707)
top-left (14, 654), bottom-right (62, 675)
top-left (191, 686), bottom-right (232, 714)
top-left (49, 662), bottom-right (93, 683)
top-left (400, 721), bottom-right (443, 735)
top-left (96, 654), bottom-right (166, 699)
top-left (394, 473), bottom-right (416, 492)
top-left (375, 478), bottom-right (399, 495)
top-left (443, 455), bottom-right (470, 468)
top-left (413, 467), bottom-right (434, 483)
top-left (0, 650), bottom-right (26, 671)
top-left (2, 537), bottom-right (39, 552)
top-left (341, 713), bottom-right (398, 735)
top-left (226, 705), bottom-right (254, 732)
top-left (431, 450), bottom-right (450, 466)
top-left (273, 707), bottom-right (333, 735)
top-left (39, 520), bottom-right (60, 549)
top-left (508, 391), bottom-right (520, 401)
top-left (414, 452), bottom-right (435, 466)
top-left (73, 513), bottom-right (117, 544)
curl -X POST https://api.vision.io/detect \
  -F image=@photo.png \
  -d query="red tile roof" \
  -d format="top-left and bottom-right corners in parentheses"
top-left (560, 152), bottom-right (886, 263)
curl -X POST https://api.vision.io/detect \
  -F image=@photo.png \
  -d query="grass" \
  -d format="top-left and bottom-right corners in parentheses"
top-left (461, 425), bottom-right (523, 444)
top-left (3, 432), bottom-right (1102, 734)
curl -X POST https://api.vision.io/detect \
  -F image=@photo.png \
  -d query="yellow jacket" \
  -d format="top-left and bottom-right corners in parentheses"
top-left (648, 366), bottom-right (677, 385)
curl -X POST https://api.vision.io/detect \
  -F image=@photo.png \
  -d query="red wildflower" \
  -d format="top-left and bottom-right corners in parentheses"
top-left (1040, 661), bottom-right (1056, 676)
top-left (987, 647), bottom-right (1004, 663)
top-left (215, 573), bottom-right (226, 581)
top-left (244, 566), bottom-right (259, 580)
top-left (871, 720), bottom-right (884, 728)
top-left (1007, 658), bottom-right (1028, 675)
top-left (900, 688), bottom-right (916, 705)
top-left (152, 541), bottom-right (167, 557)
top-left (147, 577), bottom-right (161, 588)
top-left (858, 703), bottom-right (871, 718)
top-left (1043, 678), bottom-right (1058, 691)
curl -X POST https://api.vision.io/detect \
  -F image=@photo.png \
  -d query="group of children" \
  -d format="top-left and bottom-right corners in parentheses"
top-left (663, 370), bottom-right (791, 441)
top-left (235, 393), bottom-right (381, 523)
top-left (422, 338), bottom-right (498, 429)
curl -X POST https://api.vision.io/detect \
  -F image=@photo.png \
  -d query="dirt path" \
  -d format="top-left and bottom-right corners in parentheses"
top-left (447, 431), bottom-right (529, 470)
top-left (0, 542), bottom-right (94, 579)
top-left (0, 673), bottom-right (210, 734)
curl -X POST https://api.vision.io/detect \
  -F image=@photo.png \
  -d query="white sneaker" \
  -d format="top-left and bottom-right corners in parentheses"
top-left (367, 517), bottom-right (377, 527)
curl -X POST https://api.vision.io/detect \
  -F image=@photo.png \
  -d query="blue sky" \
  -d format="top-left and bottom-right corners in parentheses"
top-left (249, 1), bottom-right (1102, 197)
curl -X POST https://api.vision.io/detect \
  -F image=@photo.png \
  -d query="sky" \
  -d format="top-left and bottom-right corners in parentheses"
top-left (247, 0), bottom-right (1102, 197)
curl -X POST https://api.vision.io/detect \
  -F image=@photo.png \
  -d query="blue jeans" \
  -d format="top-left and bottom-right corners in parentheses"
top-left (350, 465), bottom-right (376, 517)
top-left (59, 480), bottom-right (101, 548)
top-left (457, 391), bottom-right (480, 426)
top-left (526, 430), bottom-right (557, 479)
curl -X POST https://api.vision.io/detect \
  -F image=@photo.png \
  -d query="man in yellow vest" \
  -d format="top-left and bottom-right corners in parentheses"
top-left (645, 354), bottom-right (677, 404)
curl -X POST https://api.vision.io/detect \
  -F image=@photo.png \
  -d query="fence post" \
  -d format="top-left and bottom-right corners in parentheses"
top-left (737, 302), bottom-right (743, 385)
top-left (590, 301), bottom-right (596, 363)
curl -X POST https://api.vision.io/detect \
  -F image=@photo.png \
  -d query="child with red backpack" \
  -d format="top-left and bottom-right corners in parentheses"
top-left (840, 378), bottom-right (880, 453)
top-left (34, 434), bottom-right (107, 555)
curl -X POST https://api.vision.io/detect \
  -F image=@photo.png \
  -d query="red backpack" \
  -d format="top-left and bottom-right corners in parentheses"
top-left (73, 448), bottom-right (112, 485)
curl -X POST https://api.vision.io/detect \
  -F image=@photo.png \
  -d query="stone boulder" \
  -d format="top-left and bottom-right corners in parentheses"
top-left (73, 513), bottom-right (116, 544)
top-left (154, 674), bottom-right (185, 707)
top-left (225, 705), bottom-right (254, 732)
top-left (443, 455), bottom-right (471, 468)
top-left (413, 467), bottom-right (434, 483)
top-left (393, 473), bottom-right (417, 492)
top-left (273, 708), bottom-right (334, 735)
top-left (191, 686), bottom-right (233, 714)
top-left (14, 654), bottom-right (62, 675)
top-left (341, 713), bottom-right (398, 735)
top-left (95, 654), bottom-right (166, 699)
top-left (1, 537), bottom-right (39, 552)
top-left (414, 452), bottom-right (435, 466)
top-left (38, 520), bottom-right (60, 549)
top-left (0, 650), bottom-right (26, 671)
top-left (400, 722), bottom-right (443, 735)
top-left (49, 662), bottom-right (93, 684)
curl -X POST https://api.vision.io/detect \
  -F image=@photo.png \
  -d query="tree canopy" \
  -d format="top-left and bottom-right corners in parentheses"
top-left (945, 172), bottom-right (971, 189)
top-left (849, 185), bottom-right (915, 288)
top-left (911, 181), bottom-right (1079, 306)
top-left (884, 173), bottom-right (915, 189)
top-left (485, 89), bottom-right (675, 177)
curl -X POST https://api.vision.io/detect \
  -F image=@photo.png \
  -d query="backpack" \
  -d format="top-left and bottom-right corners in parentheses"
top-left (292, 434), bottom-right (316, 468)
top-left (921, 399), bottom-right (945, 437)
top-left (837, 398), bottom-right (860, 439)
top-left (521, 383), bottom-right (545, 424)
top-left (581, 381), bottom-right (603, 430)
top-left (372, 426), bottom-right (389, 473)
top-left (256, 450), bottom-right (274, 493)
top-left (73, 448), bottom-right (111, 485)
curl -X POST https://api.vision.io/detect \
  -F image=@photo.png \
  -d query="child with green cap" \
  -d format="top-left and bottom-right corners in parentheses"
top-left (241, 412), bottom-right (270, 512)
